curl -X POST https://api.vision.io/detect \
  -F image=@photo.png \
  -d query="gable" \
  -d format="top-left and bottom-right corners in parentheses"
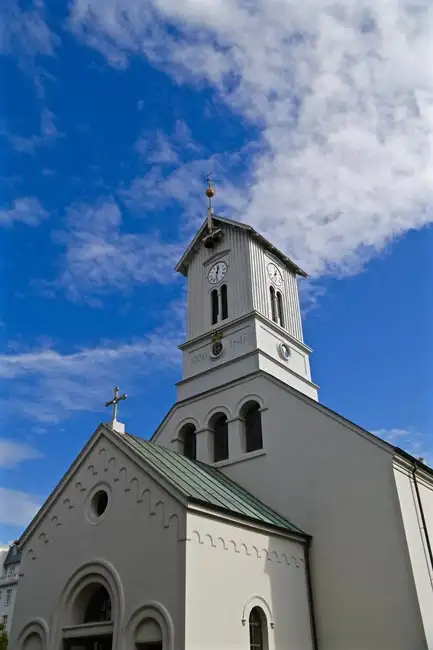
top-left (176, 216), bottom-right (307, 278)
top-left (18, 425), bottom-right (188, 552)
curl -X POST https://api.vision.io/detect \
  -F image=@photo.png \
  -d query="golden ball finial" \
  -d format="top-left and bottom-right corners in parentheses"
top-left (206, 185), bottom-right (216, 199)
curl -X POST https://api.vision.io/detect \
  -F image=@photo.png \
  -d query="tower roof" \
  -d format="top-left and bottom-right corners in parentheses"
top-left (176, 215), bottom-right (308, 278)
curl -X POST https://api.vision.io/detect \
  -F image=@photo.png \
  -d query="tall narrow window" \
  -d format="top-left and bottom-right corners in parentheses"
top-left (211, 413), bottom-right (229, 462)
top-left (276, 291), bottom-right (284, 328)
top-left (83, 586), bottom-right (112, 623)
top-left (269, 286), bottom-right (277, 322)
top-left (249, 607), bottom-right (266, 650)
top-left (242, 402), bottom-right (263, 453)
top-left (180, 424), bottom-right (197, 460)
top-left (221, 284), bottom-right (228, 320)
top-left (211, 289), bottom-right (219, 325)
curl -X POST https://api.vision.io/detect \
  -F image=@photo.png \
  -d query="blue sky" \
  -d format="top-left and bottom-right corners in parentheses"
top-left (1, 0), bottom-right (432, 545)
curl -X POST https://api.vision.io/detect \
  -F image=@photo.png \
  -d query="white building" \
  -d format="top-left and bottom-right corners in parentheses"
top-left (0, 542), bottom-right (21, 637)
top-left (9, 211), bottom-right (433, 650)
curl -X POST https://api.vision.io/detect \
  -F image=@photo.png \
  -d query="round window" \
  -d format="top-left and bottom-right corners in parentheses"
top-left (278, 342), bottom-right (291, 361)
top-left (91, 490), bottom-right (109, 517)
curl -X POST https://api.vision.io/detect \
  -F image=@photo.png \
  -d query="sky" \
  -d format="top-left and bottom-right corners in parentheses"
top-left (0, 0), bottom-right (432, 545)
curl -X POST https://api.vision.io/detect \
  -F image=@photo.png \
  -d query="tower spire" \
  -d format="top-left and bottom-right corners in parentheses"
top-left (203, 174), bottom-right (224, 249)
top-left (205, 173), bottom-right (216, 233)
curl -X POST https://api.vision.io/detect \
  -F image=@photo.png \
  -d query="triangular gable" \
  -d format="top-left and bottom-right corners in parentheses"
top-left (18, 424), bottom-right (188, 547)
top-left (175, 215), bottom-right (308, 278)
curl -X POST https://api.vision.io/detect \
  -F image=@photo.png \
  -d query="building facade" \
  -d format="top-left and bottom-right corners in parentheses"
top-left (0, 543), bottom-right (21, 637)
top-left (9, 213), bottom-right (433, 650)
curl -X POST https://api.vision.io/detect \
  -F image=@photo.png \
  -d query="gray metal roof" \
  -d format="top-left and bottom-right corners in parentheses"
top-left (124, 434), bottom-right (306, 537)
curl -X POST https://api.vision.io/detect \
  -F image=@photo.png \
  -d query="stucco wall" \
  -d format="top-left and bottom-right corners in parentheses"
top-left (156, 373), bottom-right (428, 649)
top-left (393, 462), bottom-right (433, 648)
top-left (185, 511), bottom-right (314, 650)
top-left (10, 431), bottom-right (186, 650)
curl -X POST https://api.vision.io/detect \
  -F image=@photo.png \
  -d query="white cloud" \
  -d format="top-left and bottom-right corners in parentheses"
top-left (69, 0), bottom-right (433, 278)
top-left (0, 297), bottom-right (185, 423)
top-left (0, 197), bottom-right (48, 227)
top-left (373, 427), bottom-right (433, 467)
top-left (0, 488), bottom-right (41, 527)
top-left (55, 197), bottom-right (184, 298)
top-left (0, 440), bottom-right (42, 468)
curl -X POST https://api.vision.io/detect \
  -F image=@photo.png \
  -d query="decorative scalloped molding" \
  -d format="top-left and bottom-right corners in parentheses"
top-left (27, 445), bottom-right (185, 563)
top-left (188, 530), bottom-right (304, 567)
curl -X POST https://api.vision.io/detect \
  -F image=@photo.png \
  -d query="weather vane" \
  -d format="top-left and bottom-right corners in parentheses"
top-left (202, 173), bottom-right (224, 249)
top-left (204, 172), bottom-right (216, 231)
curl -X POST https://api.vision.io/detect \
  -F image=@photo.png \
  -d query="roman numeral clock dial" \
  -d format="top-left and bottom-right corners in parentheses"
top-left (208, 261), bottom-right (228, 284)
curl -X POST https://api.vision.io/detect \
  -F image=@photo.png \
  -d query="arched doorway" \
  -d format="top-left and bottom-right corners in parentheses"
top-left (63, 583), bottom-right (113, 650)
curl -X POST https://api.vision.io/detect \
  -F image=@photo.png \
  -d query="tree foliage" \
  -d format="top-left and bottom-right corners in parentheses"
top-left (0, 622), bottom-right (8, 650)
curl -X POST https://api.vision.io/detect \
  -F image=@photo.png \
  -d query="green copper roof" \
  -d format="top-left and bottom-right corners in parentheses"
top-left (123, 433), bottom-right (305, 537)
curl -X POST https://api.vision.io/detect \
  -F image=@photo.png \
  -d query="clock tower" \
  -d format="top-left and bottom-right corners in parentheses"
top-left (175, 185), bottom-right (318, 402)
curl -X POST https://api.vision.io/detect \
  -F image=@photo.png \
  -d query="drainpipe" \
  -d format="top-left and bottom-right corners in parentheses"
top-left (305, 536), bottom-right (319, 650)
top-left (411, 462), bottom-right (433, 574)
top-left (396, 448), bottom-right (433, 575)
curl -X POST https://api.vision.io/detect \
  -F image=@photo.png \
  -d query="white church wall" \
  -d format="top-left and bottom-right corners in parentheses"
top-left (185, 511), bottom-right (314, 650)
top-left (217, 376), bottom-right (428, 650)
top-left (187, 225), bottom-right (253, 340)
top-left (10, 431), bottom-right (186, 650)
top-left (393, 460), bottom-right (433, 648)
top-left (154, 373), bottom-right (429, 649)
top-left (248, 239), bottom-right (303, 342)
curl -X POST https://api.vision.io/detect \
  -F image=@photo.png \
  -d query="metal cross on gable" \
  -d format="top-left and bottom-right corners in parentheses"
top-left (105, 386), bottom-right (127, 421)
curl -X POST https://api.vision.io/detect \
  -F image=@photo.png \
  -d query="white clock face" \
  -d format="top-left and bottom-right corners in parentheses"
top-left (267, 262), bottom-right (283, 287)
top-left (208, 261), bottom-right (228, 284)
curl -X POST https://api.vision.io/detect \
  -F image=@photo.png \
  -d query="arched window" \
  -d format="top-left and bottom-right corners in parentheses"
top-left (83, 585), bottom-right (112, 623)
top-left (242, 402), bottom-right (263, 453)
top-left (276, 291), bottom-right (284, 328)
top-left (179, 423), bottom-right (197, 460)
top-left (135, 618), bottom-right (163, 650)
top-left (269, 286), bottom-right (277, 323)
top-left (211, 413), bottom-right (229, 462)
top-left (249, 607), bottom-right (267, 650)
top-left (221, 284), bottom-right (228, 320)
top-left (211, 289), bottom-right (219, 325)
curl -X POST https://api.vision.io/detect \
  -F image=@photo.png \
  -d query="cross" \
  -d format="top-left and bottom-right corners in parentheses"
top-left (105, 386), bottom-right (127, 422)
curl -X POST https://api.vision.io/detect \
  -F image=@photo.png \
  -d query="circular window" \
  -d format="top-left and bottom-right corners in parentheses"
top-left (278, 342), bottom-right (291, 361)
top-left (91, 490), bottom-right (109, 517)
top-left (211, 341), bottom-right (224, 358)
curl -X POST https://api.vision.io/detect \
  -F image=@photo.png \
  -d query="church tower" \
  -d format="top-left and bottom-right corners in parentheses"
top-left (175, 183), bottom-right (318, 402)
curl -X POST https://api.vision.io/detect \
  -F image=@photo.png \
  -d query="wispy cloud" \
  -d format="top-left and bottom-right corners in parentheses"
top-left (0, 0), bottom-right (57, 60)
top-left (0, 488), bottom-right (42, 526)
top-left (373, 427), bottom-right (433, 467)
top-left (54, 197), bottom-right (184, 299)
top-left (0, 440), bottom-right (43, 468)
top-left (69, 0), bottom-right (433, 278)
top-left (10, 107), bottom-right (64, 154)
top-left (0, 197), bottom-right (48, 227)
top-left (0, 298), bottom-right (185, 423)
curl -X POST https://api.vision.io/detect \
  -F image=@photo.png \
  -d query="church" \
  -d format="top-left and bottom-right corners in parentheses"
top-left (9, 188), bottom-right (433, 650)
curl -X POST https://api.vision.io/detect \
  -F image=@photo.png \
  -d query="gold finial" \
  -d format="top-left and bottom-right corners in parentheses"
top-left (205, 173), bottom-right (215, 231)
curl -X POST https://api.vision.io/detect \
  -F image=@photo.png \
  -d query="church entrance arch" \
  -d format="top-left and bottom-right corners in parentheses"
top-left (53, 561), bottom-right (124, 650)
top-left (63, 582), bottom-right (113, 650)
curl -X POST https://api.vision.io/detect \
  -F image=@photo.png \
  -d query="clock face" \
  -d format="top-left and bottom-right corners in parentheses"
top-left (208, 261), bottom-right (228, 284)
top-left (267, 262), bottom-right (283, 287)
